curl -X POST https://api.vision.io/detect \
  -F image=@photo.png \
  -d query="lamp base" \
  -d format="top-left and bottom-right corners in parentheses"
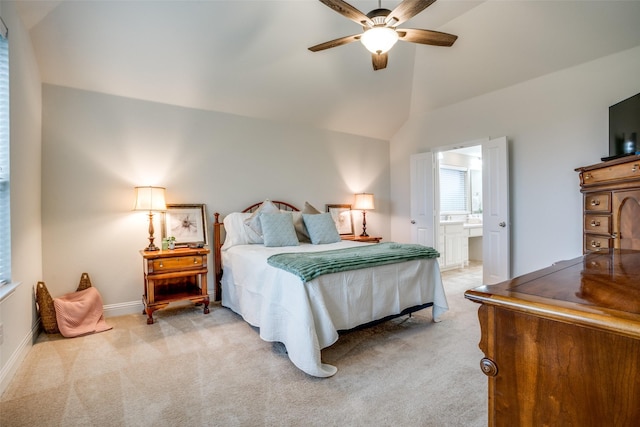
top-left (144, 212), bottom-right (159, 251)
top-left (360, 210), bottom-right (369, 237)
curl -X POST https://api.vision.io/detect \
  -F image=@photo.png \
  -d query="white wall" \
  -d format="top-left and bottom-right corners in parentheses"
top-left (390, 45), bottom-right (640, 277)
top-left (0, 0), bottom-right (43, 394)
top-left (41, 85), bottom-right (390, 310)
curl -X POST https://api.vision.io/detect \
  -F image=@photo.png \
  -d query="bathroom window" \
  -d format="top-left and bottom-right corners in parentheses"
top-left (439, 166), bottom-right (468, 213)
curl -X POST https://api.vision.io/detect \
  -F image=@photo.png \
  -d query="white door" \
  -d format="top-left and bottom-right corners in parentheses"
top-left (410, 152), bottom-right (435, 247)
top-left (482, 136), bottom-right (510, 284)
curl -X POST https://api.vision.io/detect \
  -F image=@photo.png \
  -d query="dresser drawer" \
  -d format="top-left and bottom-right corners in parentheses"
top-left (584, 234), bottom-right (611, 252)
top-left (584, 257), bottom-right (612, 272)
top-left (584, 193), bottom-right (610, 212)
top-left (148, 255), bottom-right (206, 274)
top-left (584, 215), bottom-right (611, 234)
top-left (581, 160), bottom-right (640, 185)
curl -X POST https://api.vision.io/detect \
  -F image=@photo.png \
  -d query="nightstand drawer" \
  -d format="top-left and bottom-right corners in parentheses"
top-left (149, 255), bottom-right (205, 273)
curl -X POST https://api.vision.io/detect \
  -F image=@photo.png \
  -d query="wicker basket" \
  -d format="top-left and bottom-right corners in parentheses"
top-left (35, 273), bottom-right (93, 334)
top-left (35, 281), bottom-right (59, 334)
top-left (76, 272), bottom-right (92, 291)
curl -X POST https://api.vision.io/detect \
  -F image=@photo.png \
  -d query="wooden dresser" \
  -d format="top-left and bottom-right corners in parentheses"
top-left (576, 155), bottom-right (640, 252)
top-left (465, 250), bottom-right (640, 426)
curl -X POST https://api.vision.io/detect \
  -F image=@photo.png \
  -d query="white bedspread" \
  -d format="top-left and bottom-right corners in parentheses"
top-left (221, 241), bottom-right (448, 377)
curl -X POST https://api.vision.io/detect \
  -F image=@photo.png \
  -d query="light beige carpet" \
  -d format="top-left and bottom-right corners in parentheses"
top-left (0, 265), bottom-right (487, 427)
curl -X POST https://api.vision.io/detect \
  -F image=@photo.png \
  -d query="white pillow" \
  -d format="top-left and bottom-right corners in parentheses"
top-left (261, 213), bottom-right (299, 247)
top-left (302, 212), bottom-right (341, 244)
top-left (244, 199), bottom-right (279, 243)
top-left (221, 212), bottom-right (253, 250)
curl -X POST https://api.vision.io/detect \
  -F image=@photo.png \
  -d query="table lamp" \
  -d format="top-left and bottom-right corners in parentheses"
top-left (354, 193), bottom-right (375, 237)
top-left (133, 186), bottom-right (167, 251)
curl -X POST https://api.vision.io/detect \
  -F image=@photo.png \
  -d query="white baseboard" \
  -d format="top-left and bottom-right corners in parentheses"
top-left (103, 300), bottom-right (144, 318)
top-left (0, 319), bottom-right (39, 396)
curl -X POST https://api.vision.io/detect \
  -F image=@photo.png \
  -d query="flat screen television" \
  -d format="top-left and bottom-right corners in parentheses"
top-left (605, 92), bottom-right (640, 161)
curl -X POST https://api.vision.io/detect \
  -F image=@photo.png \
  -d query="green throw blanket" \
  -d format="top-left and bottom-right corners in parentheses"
top-left (267, 242), bottom-right (440, 282)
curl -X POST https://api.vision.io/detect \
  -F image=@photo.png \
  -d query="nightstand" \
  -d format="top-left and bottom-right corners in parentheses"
top-left (342, 235), bottom-right (382, 243)
top-left (140, 247), bottom-right (210, 324)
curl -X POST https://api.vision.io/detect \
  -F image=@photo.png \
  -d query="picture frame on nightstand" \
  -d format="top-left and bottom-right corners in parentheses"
top-left (162, 204), bottom-right (208, 246)
top-left (326, 204), bottom-right (354, 236)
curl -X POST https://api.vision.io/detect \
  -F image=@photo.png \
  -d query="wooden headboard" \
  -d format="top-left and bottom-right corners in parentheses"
top-left (212, 201), bottom-right (300, 301)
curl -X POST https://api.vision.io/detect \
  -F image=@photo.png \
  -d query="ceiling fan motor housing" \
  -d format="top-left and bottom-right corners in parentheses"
top-left (365, 8), bottom-right (392, 28)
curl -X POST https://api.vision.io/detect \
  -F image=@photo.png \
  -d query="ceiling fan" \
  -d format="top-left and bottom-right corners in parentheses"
top-left (308, 0), bottom-right (458, 71)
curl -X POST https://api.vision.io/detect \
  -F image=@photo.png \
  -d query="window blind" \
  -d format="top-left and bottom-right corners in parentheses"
top-left (439, 166), bottom-right (468, 213)
top-left (0, 19), bottom-right (10, 286)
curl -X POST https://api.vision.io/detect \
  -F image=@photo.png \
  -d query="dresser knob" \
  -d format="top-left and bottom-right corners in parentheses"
top-left (480, 358), bottom-right (498, 377)
top-left (159, 262), bottom-right (164, 268)
top-left (590, 220), bottom-right (600, 227)
top-left (590, 240), bottom-right (601, 248)
top-left (590, 199), bottom-right (600, 206)
top-left (633, 164), bottom-right (638, 173)
top-left (194, 258), bottom-right (198, 264)
top-left (584, 173), bottom-right (592, 180)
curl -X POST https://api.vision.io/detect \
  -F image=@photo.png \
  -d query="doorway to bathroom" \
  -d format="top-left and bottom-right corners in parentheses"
top-left (410, 137), bottom-right (510, 285)
top-left (437, 145), bottom-right (483, 282)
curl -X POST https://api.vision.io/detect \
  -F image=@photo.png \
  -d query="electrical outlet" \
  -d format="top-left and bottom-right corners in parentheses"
top-left (0, 322), bottom-right (3, 345)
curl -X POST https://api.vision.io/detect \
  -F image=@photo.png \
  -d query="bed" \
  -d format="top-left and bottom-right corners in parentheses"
top-left (212, 200), bottom-right (448, 377)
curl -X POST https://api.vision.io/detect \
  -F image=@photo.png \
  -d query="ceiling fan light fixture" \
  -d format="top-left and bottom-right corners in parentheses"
top-left (360, 26), bottom-right (398, 54)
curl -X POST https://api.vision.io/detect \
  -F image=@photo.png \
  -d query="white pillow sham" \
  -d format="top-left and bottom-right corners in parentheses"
top-left (221, 212), bottom-right (253, 250)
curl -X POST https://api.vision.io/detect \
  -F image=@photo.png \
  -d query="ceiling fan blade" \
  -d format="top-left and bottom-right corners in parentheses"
top-left (385, 0), bottom-right (436, 27)
top-left (308, 34), bottom-right (361, 52)
top-left (319, 0), bottom-right (373, 27)
top-left (397, 28), bottom-right (458, 47)
top-left (372, 53), bottom-right (388, 71)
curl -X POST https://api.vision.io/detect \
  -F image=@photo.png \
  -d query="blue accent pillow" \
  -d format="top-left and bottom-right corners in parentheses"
top-left (302, 213), bottom-right (341, 244)
top-left (260, 213), bottom-right (299, 247)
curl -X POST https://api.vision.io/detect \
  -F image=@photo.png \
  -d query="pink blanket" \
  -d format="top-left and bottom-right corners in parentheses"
top-left (53, 287), bottom-right (112, 338)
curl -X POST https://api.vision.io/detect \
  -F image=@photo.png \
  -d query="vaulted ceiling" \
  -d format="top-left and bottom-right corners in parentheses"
top-left (14, 0), bottom-right (640, 140)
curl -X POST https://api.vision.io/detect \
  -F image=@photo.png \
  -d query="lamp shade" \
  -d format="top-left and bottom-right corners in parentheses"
top-left (360, 27), bottom-right (398, 54)
top-left (133, 186), bottom-right (167, 212)
top-left (354, 193), bottom-right (375, 210)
